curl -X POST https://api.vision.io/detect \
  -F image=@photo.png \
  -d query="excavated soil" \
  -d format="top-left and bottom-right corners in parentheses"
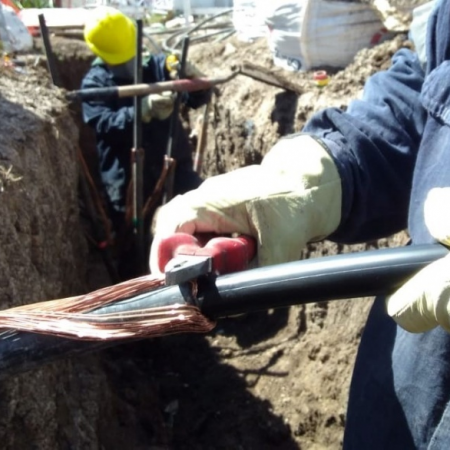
top-left (0, 28), bottom-right (413, 450)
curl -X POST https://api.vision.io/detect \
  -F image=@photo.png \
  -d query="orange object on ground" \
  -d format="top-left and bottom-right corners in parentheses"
top-left (313, 70), bottom-right (330, 88)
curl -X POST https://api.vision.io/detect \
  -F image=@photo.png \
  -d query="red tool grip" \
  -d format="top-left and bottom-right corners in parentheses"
top-left (157, 232), bottom-right (257, 275)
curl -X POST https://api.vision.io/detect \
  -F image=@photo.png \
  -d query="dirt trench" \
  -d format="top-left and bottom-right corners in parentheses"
top-left (0, 32), bottom-right (411, 450)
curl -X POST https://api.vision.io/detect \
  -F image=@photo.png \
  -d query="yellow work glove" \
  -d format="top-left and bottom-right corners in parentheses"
top-left (141, 92), bottom-right (175, 122)
top-left (150, 134), bottom-right (342, 273)
top-left (386, 187), bottom-right (450, 333)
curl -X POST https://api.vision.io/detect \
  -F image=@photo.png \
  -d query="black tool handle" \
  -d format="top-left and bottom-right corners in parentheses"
top-left (199, 243), bottom-right (449, 318)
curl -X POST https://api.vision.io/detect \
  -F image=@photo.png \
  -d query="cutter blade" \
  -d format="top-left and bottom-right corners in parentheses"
top-left (164, 255), bottom-right (212, 286)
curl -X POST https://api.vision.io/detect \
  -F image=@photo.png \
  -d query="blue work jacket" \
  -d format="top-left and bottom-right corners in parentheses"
top-left (81, 53), bottom-right (209, 214)
top-left (302, 0), bottom-right (450, 448)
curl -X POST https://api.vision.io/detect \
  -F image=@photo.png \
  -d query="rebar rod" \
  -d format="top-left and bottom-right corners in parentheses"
top-left (132, 19), bottom-right (146, 275)
top-left (162, 36), bottom-right (190, 205)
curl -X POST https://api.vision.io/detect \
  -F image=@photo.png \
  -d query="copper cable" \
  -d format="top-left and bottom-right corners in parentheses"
top-left (77, 146), bottom-right (113, 245)
top-left (142, 156), bottom-right (176, 221)
top-left (0, 276), bottom-right (216, 341)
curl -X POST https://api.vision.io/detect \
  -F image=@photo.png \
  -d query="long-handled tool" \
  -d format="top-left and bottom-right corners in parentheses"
top-left (66, 75), bottom-right (239, 102)
top-left (232, 61), bottom-right (303, 94)
top-left (66, 62), bottom-right (303, 103)
top-left (0, 240), bottom-right (447, 379)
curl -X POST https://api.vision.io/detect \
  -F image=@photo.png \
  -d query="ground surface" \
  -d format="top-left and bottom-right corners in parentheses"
top-left (0, 20), bottom-right (414, 450)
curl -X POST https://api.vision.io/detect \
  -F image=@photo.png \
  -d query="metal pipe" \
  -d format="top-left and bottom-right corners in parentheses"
top-left (38, 13), bottom-right (62, 87)
top-left (132, 19), bottom-right (146, 275)
top-left (162, 8), bottom-right (233, 52)
top-left (0, 244), bottom-right (446, 379)
top-left (162, 36), bottom-right (190, 205)
top-left (188, 27), bottom-right (235, 44)
top-left (145, 22), bottom-right (233, 37)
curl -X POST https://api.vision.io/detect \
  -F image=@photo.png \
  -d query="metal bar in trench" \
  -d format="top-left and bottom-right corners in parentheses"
top-left (132, 19), bottom-right (146, 275)
top-left (38, 13), bottom-right (62, 88)
top-left (162, 36), bottom-right (190, 205)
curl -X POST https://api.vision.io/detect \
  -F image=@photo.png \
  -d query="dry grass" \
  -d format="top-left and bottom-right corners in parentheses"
top-left (0, 165), bottom-right (22, 192)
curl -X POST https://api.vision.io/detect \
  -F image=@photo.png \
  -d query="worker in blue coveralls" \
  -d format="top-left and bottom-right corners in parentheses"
top-left (80, 6), bottom-right (209, 268)
top-left (151, 0), bottom-right (450, 447)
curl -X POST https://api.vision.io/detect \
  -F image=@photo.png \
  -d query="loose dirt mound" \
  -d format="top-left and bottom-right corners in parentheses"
top-left (0, 31), bottom-right (411, 449)
top-left (187, 34), bottom-right (412, 175)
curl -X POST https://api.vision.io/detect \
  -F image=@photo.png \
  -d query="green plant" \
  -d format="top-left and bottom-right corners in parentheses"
top-left (9, 0), bottom-right (53, 9)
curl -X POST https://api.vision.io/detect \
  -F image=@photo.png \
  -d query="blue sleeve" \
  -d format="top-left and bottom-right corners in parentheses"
top-left (81, 54), bottom-right (169, 136)
top-left (144, 53), bottom-right (169, 82)
top-left (81, 68), bottom-right (134, 137)
top-left (303, 49), bottom-right (427, 243)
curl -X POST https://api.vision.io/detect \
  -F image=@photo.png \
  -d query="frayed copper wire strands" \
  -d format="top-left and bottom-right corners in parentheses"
top-left (0, 275), bottom-right (216, 341)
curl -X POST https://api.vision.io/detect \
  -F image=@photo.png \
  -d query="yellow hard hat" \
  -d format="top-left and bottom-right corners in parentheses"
top-left (84, 6), bottom-right (136, 65)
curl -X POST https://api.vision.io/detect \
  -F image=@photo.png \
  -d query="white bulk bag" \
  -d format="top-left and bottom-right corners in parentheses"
top-left (233, 0), bottom-right (271, 41)
top-left (0, 3), bottom-right (10, 53)
top-left (266, 0), bottom-right (390, 71)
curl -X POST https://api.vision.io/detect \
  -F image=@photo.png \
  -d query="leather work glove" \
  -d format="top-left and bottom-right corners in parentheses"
top-left (166, 53), bottom-right (205, 79)
top-left (183, 60), bottom-right (205, 79)
top-left (150, 134), bottom-right (342, 273)
top-left (386, 187), bottom-right (450, 333)
top-left (141, 92), bottom-right (175, 122)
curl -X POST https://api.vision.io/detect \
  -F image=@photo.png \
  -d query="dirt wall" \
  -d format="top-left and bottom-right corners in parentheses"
top-left (0, 58), bottom-right (164, 450)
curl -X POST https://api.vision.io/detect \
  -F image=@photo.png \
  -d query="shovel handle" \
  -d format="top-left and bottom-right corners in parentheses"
top-left (157, 232), bottom-right (256, 276)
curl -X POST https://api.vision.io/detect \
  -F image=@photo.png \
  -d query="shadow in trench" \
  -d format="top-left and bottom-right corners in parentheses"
top-left (271, 91), bottom-right (299, 136)
top-left (100, 332), bottom-right (300, 450)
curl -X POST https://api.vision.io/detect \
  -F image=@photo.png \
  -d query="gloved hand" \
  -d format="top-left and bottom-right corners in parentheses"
top-left (150, 134), bottom-right (342, 273)
top-left (141, 92), bottom-right (175, 122)
top-left (386, 187), bottom-right (450, 333)
top-left (183, 60), bottom-right (205, 79)
top-left (166, 53), bottom-right (205, 79)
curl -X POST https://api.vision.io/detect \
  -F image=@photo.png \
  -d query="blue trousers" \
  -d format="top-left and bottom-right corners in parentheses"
top-left (344, 297), bottom-right (450, 449)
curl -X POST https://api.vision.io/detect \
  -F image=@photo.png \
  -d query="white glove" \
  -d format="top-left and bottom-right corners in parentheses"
top-left (150, 134), bottom-right (342, 273)
top-left (141, 92), bottom-right (175, 122)
top-left (183, 60), bottom-right (205, 79)
top-left (386, 187), bottom-right (450, 333)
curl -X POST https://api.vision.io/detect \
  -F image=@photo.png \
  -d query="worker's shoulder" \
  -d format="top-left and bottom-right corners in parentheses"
top-left (82, 62), bottom-right (112, 88)
top-left (143, 53), bottom-right (167, 71)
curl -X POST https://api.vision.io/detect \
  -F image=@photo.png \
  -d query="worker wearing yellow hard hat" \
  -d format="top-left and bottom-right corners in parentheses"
top-left (84, 6), bottom-right (137, 65)
top-left (81, 6), bottom-right (211, 279)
